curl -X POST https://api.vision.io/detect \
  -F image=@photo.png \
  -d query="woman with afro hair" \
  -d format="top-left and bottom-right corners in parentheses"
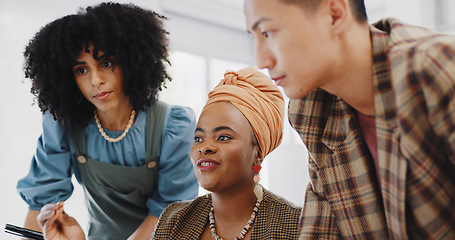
top-left (16, 2), bottom-right (198, 240)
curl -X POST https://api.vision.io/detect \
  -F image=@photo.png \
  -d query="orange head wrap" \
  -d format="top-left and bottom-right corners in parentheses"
top-left (203, 67), bottom-right (285, 157)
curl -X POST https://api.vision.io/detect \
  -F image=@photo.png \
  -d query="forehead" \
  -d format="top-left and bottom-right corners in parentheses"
top-left (75, 44), bottom-right (107, 61)
top-left (244, 0), bottom-right (276, 25)
top-left (244, 0), bottom-right (308, 31)
top-left (197, 102), bottom-right (252, 132)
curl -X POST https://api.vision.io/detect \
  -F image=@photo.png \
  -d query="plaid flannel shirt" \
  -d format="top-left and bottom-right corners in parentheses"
top-left (289, 18), bottom-right (455, 239)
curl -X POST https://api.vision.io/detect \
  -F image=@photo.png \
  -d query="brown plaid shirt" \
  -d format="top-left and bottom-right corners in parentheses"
top-left (152, 187), bottom-right (302, 239)
top-left (289, 18), bottom-right (455, 240)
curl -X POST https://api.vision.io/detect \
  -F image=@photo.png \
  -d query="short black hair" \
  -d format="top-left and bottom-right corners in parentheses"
top-left (24, 2), bottom-right (171, 127)
top-left (281, 0), bottom-right (368, 22)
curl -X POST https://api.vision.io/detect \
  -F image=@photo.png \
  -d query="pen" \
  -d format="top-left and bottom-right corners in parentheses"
top-left (5, 223), bottom-right (44, 240)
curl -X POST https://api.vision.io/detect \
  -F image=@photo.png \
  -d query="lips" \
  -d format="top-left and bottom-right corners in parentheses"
top-left (197, 159), bottom-right (220, 171)
top-left (271, 76), bottom-right (285, 86)
top-left (94, 91), bottom-right (111, 100)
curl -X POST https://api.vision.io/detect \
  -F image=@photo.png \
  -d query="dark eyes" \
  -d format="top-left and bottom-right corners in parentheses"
top-left (74, 59), bottom-right (114, 75)
top-left (247, 31), bottom-right (269, 40)
top-left (75, 68), bottom-right (88, 75)
top-left (217, 136), bottom-right (231, 141)
top-left (102, 60), bottom-right (113, 68)
top-left (193, 135), bottom-right (232, 143)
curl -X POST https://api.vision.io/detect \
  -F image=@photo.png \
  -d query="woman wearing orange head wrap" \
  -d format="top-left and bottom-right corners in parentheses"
top-left (37, 68), bottom-right (301, 240)
top-left (153, 67), bottom-right (301, 239)
top-left (204, 67), bottom-right (285, 158)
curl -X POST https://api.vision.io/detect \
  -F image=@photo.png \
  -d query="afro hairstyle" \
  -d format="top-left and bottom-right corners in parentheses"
top-left (24, 2), bottom-right (172, 128)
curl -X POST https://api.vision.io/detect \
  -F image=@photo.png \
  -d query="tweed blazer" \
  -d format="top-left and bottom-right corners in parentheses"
top-left (152, 187), bottom-right (302, 239)
top-left (289, 18), bottom-right (455, 240)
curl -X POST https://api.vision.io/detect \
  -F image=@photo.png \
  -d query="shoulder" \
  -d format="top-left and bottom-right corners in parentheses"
top-left (166, 104), bottom-right (196, 121)
top-left (41, 111), bottom-right (72, 145)
top-left (373, 18), bottom-right (455, 46)
top-left (262, 188), bottom-right (302, 214)
top-left (253, 188), bottom-right (301, 239)
top-left (374, 18), bottom-right (455, 63)
top-left (42, 111), bottom-right (67, 130)
top-left (157, 199), bottom-right (194, 224)
top-left (162, 104), bottom-right (197, 132)
top-left (155, 195), bottom-right (211, 236)
top-left (158, 104), bottom-right (197, 148)
top-left (160, 195), bottom-right (211, 222)
top-left (288, 89), bottom-right (338, 144)
top-left (372, 18), bottom-right (455, 100)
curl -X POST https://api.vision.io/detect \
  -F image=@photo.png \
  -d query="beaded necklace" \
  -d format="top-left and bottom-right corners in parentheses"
top-left (94, 109), bottom-right (136, 142)
top-left (209, 199), bottom-right (261, 240)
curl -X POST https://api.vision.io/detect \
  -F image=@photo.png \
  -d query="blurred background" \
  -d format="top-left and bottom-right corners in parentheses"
top-left (1, 0), bottom-right (454, 238)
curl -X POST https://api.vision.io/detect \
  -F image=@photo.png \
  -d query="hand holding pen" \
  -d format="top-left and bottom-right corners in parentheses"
top-left (37, 202), bottom-right (86, 240)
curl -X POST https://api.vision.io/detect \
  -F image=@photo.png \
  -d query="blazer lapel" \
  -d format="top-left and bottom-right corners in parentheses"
top-left (371, 20), bottom-right (408, 239)
top-left (318, 97), bottom-right (388, 237)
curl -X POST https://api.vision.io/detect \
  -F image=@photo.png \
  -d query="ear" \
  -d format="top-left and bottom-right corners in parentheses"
top-left (254, 148), bottom-right (264, 166)
top-left (326, 0), bottom-right (349, 34)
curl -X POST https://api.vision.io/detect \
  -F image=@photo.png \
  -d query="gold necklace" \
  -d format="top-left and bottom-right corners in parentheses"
top-left (94, 109), bottom-right (136, 143)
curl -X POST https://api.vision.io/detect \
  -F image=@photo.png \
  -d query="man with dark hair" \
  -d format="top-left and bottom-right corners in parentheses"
top-left (244, 0), bottom-right (455, 239)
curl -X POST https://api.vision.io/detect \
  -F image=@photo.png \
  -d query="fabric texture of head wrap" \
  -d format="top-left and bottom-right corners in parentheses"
top-left (203, 67), bottom-right (285, 157)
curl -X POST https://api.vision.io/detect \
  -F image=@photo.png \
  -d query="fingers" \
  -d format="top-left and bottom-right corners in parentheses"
top-left (40, 203), bottom-right (86, 240)
top-left (37, 202), bottom-right (63, 229)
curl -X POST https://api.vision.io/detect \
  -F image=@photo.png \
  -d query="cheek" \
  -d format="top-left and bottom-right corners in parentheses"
top-left (190, 147), bottom-right (198, 163)
top-left (76, 80), bottom-right (90, 100)
top-left (114, 73), bottom-right (123, 85)
top-left (113, 70), bottom-right (124, 86)
top-left (239, 150), bottom-right (255, 171)
top-left (75, 77), bottom-right (88, 92)
top-left (74, 78), bottom-right (82, 89)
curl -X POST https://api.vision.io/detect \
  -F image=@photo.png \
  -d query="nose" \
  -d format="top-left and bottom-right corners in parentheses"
top-left (90, 69), bottom-right (105, 87)
top-left (255, 40), bottom-right (275, 70)
top-left (198, 142), bottom-right (216, 155)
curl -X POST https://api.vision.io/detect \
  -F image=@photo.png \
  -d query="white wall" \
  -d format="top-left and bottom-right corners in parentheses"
top-left (366, 0), bottom-right (455, 34)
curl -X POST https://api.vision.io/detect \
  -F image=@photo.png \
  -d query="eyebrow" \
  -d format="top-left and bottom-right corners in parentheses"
top-left (214, 126), bottom-right (234, 132)
top-left (73, 61), bottom-right (85, 66)
top-left (194, 126), bottom-right (235, 133)
top-left (73, 54), bottom-right (109, 66)
top-left (248, 16), bottom-right (273, 33)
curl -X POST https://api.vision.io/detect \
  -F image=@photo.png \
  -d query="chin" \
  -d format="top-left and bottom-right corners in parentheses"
top-left (285, 91), bottom-right (302, 100)
top-left (198, 180), bottom-right (216, 192)
top-left (285, 88), bottom-right (310, 100)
